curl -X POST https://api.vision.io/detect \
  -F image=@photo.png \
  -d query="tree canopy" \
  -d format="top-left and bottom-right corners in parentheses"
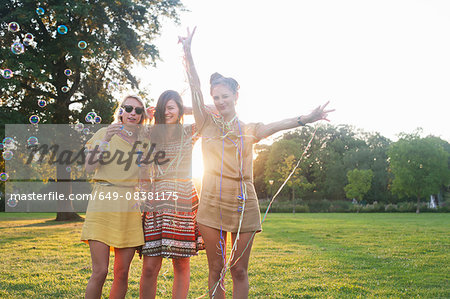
top-left (1, 0), bottom-right (183, 124)
top-left (0, 0), bottom-right (183, 217)
top-left (388, 133), bottom-right (450, 213)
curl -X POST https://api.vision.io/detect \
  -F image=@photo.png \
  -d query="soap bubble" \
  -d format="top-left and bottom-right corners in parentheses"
top-left (8, 22), bottom-right (20, 33)
top-left (38, 99), bottom-right (47, 107)
top-left (74, 123), bottom-right (84, 132)
top-left (57, 25), bottom-right (68, 34)
top-left (66, 166), bottom-right (71, 172)
top-left (99, 141), bottom-right (110, 152)
top-left (25, 33), bottom-right (34, 41)
top-left (82, 128), bottom-right (90, 135)
top-left (108, 81), bottom-right (119, 90)
top-left (7, 198), bottom-right (18, 208)
top-left (11, 42), bottom-right (25, 55)
top-left (2, 69), bottom-right (13, 79)
top-left (94, 116), bottom-right (102, 124)
top-left (61, 86), bottom-right (69, 93)
top-left (64, 69), bottom-right (72, 76)
top-left (29, 115), bottom-right (40, 124)
top-left (2, 150), bottom-right (13, 160)
top-left (0, 172), bottom-right (8, 182)
top-left (27, 136), bottom-right (39, 146)
top-left (36, 7), bottom-right (45, 16)
top-left (49, 98), bottom-right (55, 104)
top-left (78, 41), bottom-right (87, 49)
top-left (3, 137), bottom-right (14, 148)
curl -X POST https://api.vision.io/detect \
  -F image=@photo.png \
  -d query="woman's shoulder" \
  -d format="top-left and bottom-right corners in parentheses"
top-left (94, 126), bottom-right (108, 134)
top-left (86, 126), bottom-right (108, 146)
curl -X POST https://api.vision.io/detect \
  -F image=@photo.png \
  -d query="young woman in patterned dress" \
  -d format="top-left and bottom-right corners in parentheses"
top-left (139, 90), bottom-right (204, 298)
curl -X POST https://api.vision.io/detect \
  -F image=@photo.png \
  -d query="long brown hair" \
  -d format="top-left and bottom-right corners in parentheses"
top-left (154, 90), bottom-right (184, 124)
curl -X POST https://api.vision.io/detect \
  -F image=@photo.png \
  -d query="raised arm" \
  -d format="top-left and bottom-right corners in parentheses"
top-left (255, 101), bottom-right (335, 140)
top-left (178, 27), bottom-right (209, 129)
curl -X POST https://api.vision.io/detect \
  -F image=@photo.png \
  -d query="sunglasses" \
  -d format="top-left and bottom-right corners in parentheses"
top-left (121, 105), bottom-right (144, 115)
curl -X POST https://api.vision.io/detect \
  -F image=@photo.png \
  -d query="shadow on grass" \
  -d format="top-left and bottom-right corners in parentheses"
top-left (0, 219), bottom-right (84, 232)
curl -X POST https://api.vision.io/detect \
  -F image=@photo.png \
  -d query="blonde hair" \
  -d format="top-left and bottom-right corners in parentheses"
top-left (114, 94), bottom-right (148, 124)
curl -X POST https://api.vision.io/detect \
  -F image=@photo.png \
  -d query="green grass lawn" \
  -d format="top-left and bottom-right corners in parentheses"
top-left (0, 213), bottom-right (448, 298)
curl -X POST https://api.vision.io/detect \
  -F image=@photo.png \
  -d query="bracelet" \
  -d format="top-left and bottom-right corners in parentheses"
top-left (297, 116), bottom-right (305, 126)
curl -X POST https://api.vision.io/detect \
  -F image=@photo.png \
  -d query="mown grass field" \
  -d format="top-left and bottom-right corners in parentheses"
top-left (0, 213), bottom-right (448, 298)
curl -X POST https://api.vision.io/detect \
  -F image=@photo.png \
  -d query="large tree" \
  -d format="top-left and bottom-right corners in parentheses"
top-left (1, 0), bottom-right (183, 219)
top-left (388, 133), bottom-right (450, 213)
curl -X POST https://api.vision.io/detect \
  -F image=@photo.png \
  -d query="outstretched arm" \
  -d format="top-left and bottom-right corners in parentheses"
top-left (179, 27), bottom-right (209, 129)
top-left (255, 101), bottom-right (335, 140)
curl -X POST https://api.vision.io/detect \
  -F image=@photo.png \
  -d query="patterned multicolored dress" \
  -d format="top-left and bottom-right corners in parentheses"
top-left (141, 124), bottom-right (204, 258)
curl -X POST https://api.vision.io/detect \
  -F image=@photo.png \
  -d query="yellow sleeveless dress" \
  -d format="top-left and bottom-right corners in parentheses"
top-left (80, 127), bottom-right (144, 249)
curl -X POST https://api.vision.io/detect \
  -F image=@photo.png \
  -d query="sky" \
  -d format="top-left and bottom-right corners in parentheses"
top-left (135, 0), bottom-right (450, 142)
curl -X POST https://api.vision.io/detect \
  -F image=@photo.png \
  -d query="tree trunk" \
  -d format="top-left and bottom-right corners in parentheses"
top-left (53, 100), bottom-right (81, 222)
top-left (292, 188), bottom-right (295, 213)
top-left (55, 144), bottom-right (81, 222)
top-left (416, 194), bottom-right (421, 214)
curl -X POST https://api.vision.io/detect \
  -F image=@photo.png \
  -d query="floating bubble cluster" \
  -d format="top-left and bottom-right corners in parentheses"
top-left (57, 25), bottom-right (68, 34)
top-left (2, 69), bottom-right (13, 79)
top-left (78, 41), bottom-right (87, 49)
top-left (64, 69), bottom-right (72, 76)
top-left (0, 172), bottom-right (8, 182)
top-left (2, 150), bottom-right (13, 161)
top-left (11, 42), bottom-right (25, 55)
top-left (27, 136), bottom-right (39, 146)
top-left (61, 86), bottom-right (69, 93)
top-left (8, 22), bottom-right (20, 33)
top-left (29, 115), bottom-right (40, 124)
top-left (85, 111), bottom-right (97, 123)
top-left (36, 7), bottom-right (45, 16)
top-left (38, 99), bottom-right (47, 107)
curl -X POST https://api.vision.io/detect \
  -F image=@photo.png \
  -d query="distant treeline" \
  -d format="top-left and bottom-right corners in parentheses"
top-left (253, 124), bottom-right (450, 212)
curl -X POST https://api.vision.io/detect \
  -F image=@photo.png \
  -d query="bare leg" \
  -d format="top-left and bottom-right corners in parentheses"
top-left (199, 224), bottom-right (227, 299)
top-left (230, 232), bottom-right (255, 299)
top-left (109, 247), bottom-right (136, 299)
top-left (85, 240), bottom-right (110, 299)
top-left (140, 256), bottom-right (162, 299)
top-left (172, 257), bottom-right (190, 299)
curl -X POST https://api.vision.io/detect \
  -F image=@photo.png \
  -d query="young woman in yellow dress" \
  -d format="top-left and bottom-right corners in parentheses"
top-left (81, 95), bottom-right (149, 299)
top-left (179, 28), bottom-right (334, 298)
